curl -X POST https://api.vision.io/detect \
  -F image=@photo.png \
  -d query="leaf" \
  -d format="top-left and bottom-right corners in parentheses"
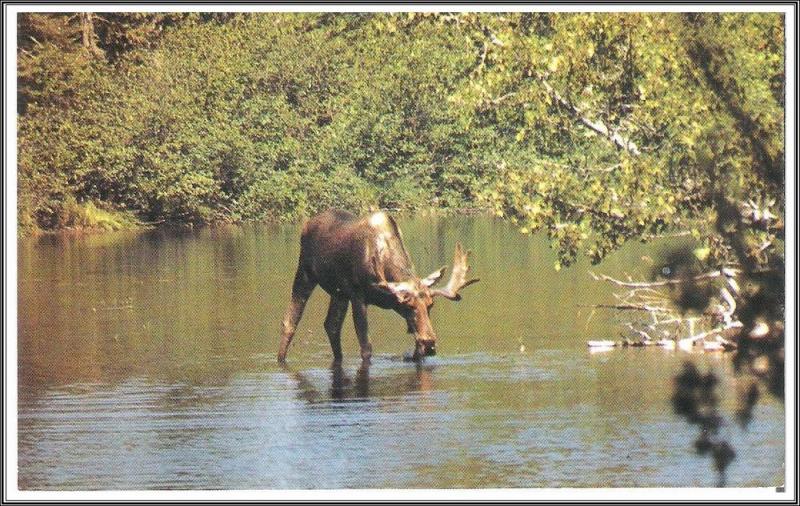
top-left (693, 247), bottom-right (711, 261)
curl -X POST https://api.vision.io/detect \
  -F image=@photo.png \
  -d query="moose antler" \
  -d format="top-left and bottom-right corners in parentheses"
top-left (433, 242), bottom-right (480, 301)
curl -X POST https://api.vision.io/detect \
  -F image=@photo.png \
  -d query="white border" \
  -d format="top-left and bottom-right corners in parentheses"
top-left (783, 1), bottom-right (797, 501)
top-left (4, 3), bottom-right (796, 502)
top-left (4, 3), bottom-right (19, 503)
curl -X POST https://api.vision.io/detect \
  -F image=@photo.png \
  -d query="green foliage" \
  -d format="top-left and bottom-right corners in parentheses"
top-left (447, 12), bottom-right (783, 272)
top-left (16, 11), bottom-right (785, 272)
top-left (18, 13), bottom-right (494, 233)
top-left (442, 12), bottom-right (785, 483)
top-left (65, 200), bottom-right (137, 231)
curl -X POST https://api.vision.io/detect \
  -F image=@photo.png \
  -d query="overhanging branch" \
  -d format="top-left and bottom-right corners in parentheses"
top-left (538, 76), bottom-right (641, 156)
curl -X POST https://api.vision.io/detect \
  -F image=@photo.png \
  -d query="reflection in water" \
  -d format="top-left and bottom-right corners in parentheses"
top-left (289, 362), bottom-right (436, 403)
top-left (17, 216), bottom-right (784, 489)
top-left (329, 363), bottom-right (371, 401)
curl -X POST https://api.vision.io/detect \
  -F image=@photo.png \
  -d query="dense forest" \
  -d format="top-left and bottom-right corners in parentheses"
top-left (17, 11), bottom-right (786, 481)
top-left (18, 13), bottom-right (506, 232)
top-left (17, 12), bottom-right (784, 264)
top-left (18, 13), bottom-right (783, 253)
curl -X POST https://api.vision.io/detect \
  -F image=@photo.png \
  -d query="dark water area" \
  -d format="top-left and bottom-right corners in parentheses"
top-left (17, 214), bottom-right (784, 489)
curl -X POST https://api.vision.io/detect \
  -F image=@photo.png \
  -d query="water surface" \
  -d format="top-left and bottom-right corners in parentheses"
top-left (18, 215), bottom-right (784, 489)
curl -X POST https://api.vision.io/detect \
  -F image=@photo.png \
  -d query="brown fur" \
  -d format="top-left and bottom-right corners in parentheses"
top-left (278, 209), bottom-right (447, 363)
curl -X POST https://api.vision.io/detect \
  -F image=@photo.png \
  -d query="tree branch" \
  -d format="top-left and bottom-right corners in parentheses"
top-left (589, 269), bottom-right (739, 288)
top-left (677, 321), bottom-right (743, 348)
top-left (488, 92), bottom-right (517, 105)
top-left (538, 76), bottom-right (641, 156)
top-left (580, 303), bottom-right (672, 313)
top-left (472, 22), bottom-right (641, 157)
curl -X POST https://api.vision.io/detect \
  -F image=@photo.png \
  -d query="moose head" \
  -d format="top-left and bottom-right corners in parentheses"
top-left (375, 242), bottom-right (480, 358)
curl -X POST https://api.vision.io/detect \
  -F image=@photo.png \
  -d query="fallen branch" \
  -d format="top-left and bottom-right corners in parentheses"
top-left (677, 321), bottom-right (743, 348)
top-left (718, 286), bottom-right (736, 324)
top-left (580, 303), bottom-right (671, 313)
top-left (626, 324), bottom-right (655, 342)
top-left (589, 269), bottom-right (739, 288)
top-left (590, 263), bottom-right (746, 354)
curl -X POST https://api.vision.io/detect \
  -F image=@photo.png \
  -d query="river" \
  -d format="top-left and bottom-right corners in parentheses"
top-left (17, 214), bottom-right (784, 489)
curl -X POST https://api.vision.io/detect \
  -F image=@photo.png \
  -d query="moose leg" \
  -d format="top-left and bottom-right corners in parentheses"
top-left (351, 296), bottom-right (372, 362)
top-left (324, 296), bottom-right (349, 363)
top-left (277, 266), bottom-right (316, 363)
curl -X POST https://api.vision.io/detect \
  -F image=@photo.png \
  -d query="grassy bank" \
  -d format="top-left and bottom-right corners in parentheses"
top-left (18, 201), bottom-right (492, 238)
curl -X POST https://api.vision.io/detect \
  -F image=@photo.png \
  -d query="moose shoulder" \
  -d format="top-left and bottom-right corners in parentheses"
top-left (277, 209), bottom-right (479, 363)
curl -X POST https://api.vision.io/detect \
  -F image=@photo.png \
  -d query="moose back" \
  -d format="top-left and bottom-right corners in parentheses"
top-left (277, 210), bottom-right (479, 363)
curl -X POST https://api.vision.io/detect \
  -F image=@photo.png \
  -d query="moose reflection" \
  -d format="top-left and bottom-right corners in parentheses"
top-left (278, 210), bottom-right (479, 363)
top-left (288, 362), bottom-right (437, 404)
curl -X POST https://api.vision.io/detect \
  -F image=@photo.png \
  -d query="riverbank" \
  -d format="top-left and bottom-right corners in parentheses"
top-left (18, 205), bottom-right (492, 239)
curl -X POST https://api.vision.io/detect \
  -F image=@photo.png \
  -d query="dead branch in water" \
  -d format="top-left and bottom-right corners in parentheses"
top-left (587, 267), bottom-right (743, 351)
top-left (678, 321), bottom-right (743, 347)
top-left (589, 268), bottom-right (739, 288)
top-left (580, 303), bottom-right (671, 313)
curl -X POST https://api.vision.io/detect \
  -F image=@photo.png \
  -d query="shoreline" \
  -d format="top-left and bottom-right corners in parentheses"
top-left (18, 206), bottom-right (492, 239)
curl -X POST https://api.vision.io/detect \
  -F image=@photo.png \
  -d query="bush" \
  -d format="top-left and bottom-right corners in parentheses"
top-left (17, 13), bottom-right (497, 233)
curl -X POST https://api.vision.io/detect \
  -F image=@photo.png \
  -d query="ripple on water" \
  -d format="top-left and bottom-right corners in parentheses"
top-left (18, 215), bottom-right (786, 489)
top-left (18, 346), bottom-right (785, 489)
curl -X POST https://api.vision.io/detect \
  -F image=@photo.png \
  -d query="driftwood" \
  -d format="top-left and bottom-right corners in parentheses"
top-left (580, 303), bottom-right (671, 313)
top-left (588, 268), bottom-right (739, 288)
top-left (587, 268), bottom-right (743, 353)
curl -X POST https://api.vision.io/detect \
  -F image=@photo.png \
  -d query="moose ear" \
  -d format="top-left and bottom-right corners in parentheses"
top-left (376, 281), bottom-right (416, 303)
top-left (421, 266), bottom-right (447, 288)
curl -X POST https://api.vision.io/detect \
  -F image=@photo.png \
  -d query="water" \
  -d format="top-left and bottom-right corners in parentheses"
top-left (17, 214), bottom-right (784, 489)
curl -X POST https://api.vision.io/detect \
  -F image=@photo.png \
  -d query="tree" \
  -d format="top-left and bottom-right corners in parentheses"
top-left (444, 11), bottom-right (785, 483)
top-left (18, 13), bottom-right (495, 231)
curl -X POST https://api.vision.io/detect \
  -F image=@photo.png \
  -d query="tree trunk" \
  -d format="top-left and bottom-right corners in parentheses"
top-left (80, 13), bottom-right (103, 58)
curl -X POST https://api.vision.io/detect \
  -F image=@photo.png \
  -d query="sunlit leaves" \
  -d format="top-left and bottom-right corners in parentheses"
top-left (455, 12), bottom-right (783, 271)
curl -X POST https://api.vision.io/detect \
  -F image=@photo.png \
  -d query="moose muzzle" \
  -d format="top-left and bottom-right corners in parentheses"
top-left (415, 338), bottom-right (437, 357)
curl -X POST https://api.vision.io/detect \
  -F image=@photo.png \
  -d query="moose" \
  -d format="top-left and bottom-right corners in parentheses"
top-left (277, 209), bottom-right (479, 363)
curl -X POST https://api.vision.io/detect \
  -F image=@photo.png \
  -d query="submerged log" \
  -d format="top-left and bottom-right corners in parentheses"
top-left (587, 340), bottom-right (617, 348)
top-left (587, 338), bottom-right (659, 348)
